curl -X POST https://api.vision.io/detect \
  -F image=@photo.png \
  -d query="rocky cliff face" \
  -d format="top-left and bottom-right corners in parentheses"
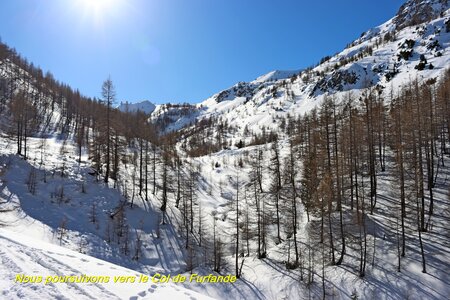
top-left (394, 0), bottom-right (449, 29)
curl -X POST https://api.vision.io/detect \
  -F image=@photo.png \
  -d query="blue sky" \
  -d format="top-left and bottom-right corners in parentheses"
top-left (0, 0), bottom-right (405, 104)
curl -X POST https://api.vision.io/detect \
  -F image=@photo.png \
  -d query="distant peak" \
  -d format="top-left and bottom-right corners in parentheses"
top-left (117, 100), bottom-right (156, 114)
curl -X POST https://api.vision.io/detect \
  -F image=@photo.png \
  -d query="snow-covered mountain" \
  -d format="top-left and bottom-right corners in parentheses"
top-left (150, 103), bottom-right (201, 133)
top-left (153, 0), bottom-right (450, 137)
top-left (118, 100), bottom-right (156, 115)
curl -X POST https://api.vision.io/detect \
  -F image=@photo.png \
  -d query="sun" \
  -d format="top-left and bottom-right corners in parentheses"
top-left (79, 0), bottom-right (114, 12)
top-left (73, 0), bottom-right (124, 26)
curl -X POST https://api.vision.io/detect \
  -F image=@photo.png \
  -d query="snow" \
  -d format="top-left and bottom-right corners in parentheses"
top-left (180, 143), bottom-right (450, 300)
top-left (0, 229), bottom-right (215, 300)
top-left (150, 103), bottom-right (201, 133)
top-left (252, 70), bottom-right (301, 84)
top-left (1, 132), bottom-right (449, 299)
top-left (0, 135), bottom-right (207, 298)
top-left (118, 100), bottom-right (156, 115)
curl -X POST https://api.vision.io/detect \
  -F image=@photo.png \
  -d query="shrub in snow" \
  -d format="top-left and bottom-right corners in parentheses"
top-left (415, 61), bottom-right (427, 70)
top-left (398, 49), bottom-right (413, 61)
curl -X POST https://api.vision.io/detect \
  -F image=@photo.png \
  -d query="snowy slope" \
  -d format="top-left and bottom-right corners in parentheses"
top-left (0, 136), bottom-right (299, 300)
top-left (0, 229), bottom-right (215, 300)
top-left (252, 70), bottom-right (301, 83)
top-left (0, 135), bottom-right (215, 299)
top-left (0, 134), bottom-right (194, 274)
top-left (150, 103), bottom-right (201, 133)
top-left (181, 145), bottom-right (450, 300)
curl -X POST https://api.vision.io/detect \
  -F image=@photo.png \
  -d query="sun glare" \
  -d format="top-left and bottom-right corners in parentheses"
top-left (80, 0), bottom-right (113, 12)
top-left (73, 0), bottom-right (124, 26)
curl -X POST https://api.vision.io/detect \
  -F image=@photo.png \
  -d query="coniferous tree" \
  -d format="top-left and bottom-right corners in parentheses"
top-left (101, 77), bottom-right (116, 183)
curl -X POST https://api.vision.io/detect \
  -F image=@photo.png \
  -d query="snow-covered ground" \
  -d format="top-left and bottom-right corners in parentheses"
top-left (181, 145), bottom-right (450, 300)
top-left (0, 229), bottom-right (214, 300)
top-left (0, 136), bottom-right (211, 299)
top-left (0, 136), bottom-right (270, 299)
